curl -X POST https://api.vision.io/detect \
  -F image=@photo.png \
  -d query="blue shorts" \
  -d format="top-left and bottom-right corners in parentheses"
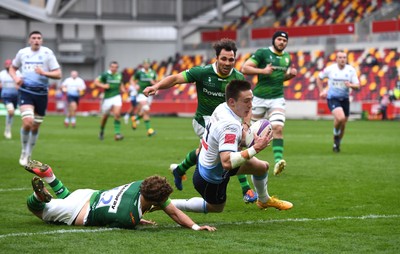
top-left (327, 98), bottom-right (350, 117)
top-left (193, 167), bottom-right (230, 205)
top-left (130, 96), bottom-right (137, 107)
top-left (19, 90), bottom-right (48, 116)
top-left (2, 96), bottom-right (18, 109)
top-left (67, 95), bottom-right (80, 105)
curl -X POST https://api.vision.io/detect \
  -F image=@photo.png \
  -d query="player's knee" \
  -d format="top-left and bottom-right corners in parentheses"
top-left (6, 103), bottom-right (15, 112)
top-left (272, 124), bottom-right (284, 136)
top-left (258, 162), bottom-right (269, 175)
top-left (142, 104), bottom-right (150, 112)
top-left (207, 204), bottom-right (225, 213)
top-left (337, 115), bottom-right (347, 124)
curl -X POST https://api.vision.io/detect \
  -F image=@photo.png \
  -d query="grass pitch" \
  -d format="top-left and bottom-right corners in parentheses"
top-left (0, 116), bottom-right (399, 253)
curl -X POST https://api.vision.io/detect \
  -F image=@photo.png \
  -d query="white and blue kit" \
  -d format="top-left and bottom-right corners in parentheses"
top-left (128, 84), bottom-right (138, 106)
top-left (0, 69), bottom-right (20, 108)
top-left (62, 76), bottom-right (86, 103)
top-left (198, 102), bottom-right (242, 184)
top-left (318, 63), bottom-right (359, 100)
top-left (12, 46), bottom-right (60, 96)
top-left (318, 63), bottom-right (359, 115)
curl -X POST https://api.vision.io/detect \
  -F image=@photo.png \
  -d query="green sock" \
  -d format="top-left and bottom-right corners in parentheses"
top-left (114, 120), bottom-right (121, 134)
top-left (272, 138), bottom-right (284, 163)
top-left (237, 174), bottom-right (251, 195)
top-left (136, 114), bottom-right (141, 120)
top-left (49, 179), bottom-right (70, 199)
top-left (27, 194), bottom-right (45, 211)
top-left (177, 149), bottom-right (197, 175)
top-left (144, 120), bottom-right (151, 130)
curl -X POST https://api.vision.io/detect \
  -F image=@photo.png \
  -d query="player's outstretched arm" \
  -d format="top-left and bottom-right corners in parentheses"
top-left (143, 73), bottom-right (186, 96)
top-left (163, 202), bottom-right (216, 231)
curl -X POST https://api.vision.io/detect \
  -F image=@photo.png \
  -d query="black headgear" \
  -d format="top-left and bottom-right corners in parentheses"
top-left (272, 31), bottom-right (289, 44)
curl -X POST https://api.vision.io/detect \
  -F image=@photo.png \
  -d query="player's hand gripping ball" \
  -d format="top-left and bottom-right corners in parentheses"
top-left (245, 119), bottom-right (272, 147)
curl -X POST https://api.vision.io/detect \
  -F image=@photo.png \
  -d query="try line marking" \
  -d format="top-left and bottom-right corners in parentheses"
top-left (1, 214), bottom-right (399, 239)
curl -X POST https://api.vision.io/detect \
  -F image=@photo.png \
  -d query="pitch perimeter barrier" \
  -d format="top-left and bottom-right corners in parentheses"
top-left (2, 99), bottom-right (392, 120)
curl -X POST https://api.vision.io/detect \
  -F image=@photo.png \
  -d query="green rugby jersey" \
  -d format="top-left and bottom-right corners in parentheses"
top-left (182, 62), bottom-right (244, 127)
top-left (98, 71), bottom-right (123, 99)
top-left (87, 181), bottom-right (142, 229)
top-left (249, 46), bottom-right (292, 99)
top-left (134, 68), bottom-right (157, 94)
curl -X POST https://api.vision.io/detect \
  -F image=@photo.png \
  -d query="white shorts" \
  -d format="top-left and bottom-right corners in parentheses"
top-left (137, 93), bottom-right (153, 105)
top-left (192, 116), bottom-right (210, 138)
top-left (101, 95), bottom-right (122, 113)
top-left (42, 189), bottom-right (96, 225)
top-left (252, 96), bottom-right (286, 117)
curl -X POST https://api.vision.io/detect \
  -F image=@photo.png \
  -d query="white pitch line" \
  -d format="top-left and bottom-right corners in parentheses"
top-left (0, 214), bottom-right (398, 239)
top-left (0, 187), bottom-right (30, 192)
top-left (0, 228), bottom-right (120, 239)
top-left (223, 214), bottom-right (400, 225)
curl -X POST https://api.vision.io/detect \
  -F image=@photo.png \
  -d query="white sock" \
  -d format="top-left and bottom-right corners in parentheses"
top-left (20, 128), bottom-right (30, 154)
top-left (171, 197), bottom-right (207, 213)
top-left (43, 175), bottom-right (56, 184)
top-left (252, 173), bottom-right (270, 203)
top-left (5, 114), bottom-right (13, 131)
top-left (27, 131), bottom-right (39, 157)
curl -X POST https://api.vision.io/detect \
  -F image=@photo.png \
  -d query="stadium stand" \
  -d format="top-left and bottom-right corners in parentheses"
top-left (275, 0), bottom-right (386, 27)
top-left (65, 45), bottom-right (397, 105)
top-left (14, 0), bottom-right (394, 118)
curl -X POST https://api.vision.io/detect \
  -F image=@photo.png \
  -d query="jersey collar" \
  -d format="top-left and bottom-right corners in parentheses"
top-left (269, 46), bottom-right (284, 56)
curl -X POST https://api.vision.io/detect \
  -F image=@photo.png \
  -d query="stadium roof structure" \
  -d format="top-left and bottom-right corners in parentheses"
top-left (0, 0), bottom-right (248, 28)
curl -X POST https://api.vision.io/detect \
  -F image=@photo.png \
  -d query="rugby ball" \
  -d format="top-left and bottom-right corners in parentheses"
top-left (245, 119), bottom-right (272, 147)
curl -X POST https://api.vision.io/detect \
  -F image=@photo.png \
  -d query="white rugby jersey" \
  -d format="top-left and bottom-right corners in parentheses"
top-left (318, 63), bottom-right (359, 99)
top-left (12, 46), bottom-right (60, 93)
top-left (198, 102), bottom-right (242, 184)
top-left (128, 84), bottom-right (138, 97)
top-left (62, 77), bottom-right (86, 97)
top-left (0, 69), bottom-right (20, 98)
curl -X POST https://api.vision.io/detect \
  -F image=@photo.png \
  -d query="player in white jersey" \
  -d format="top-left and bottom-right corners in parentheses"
top-left (9, 31), bottom-right (62, 166)
top-left (124, 77), bottom-right (139, 129)
top-left (317, 51), bottom-right (360, 152)
top-left (61, 70), bottom-right (86, 128)
top-left (0, 59), bottom-right (20, 139)
top-left (171, 80), bottom-right (293, 213)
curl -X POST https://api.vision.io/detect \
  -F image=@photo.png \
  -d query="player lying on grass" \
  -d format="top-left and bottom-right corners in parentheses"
top-left (25, 160), bottom-right (216, 231)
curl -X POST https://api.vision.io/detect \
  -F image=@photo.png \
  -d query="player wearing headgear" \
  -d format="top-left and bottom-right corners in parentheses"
top-left (241, 30), bottom-right (297, 176)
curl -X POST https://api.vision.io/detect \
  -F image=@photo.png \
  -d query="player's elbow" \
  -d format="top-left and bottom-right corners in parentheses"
top-left (222, 161), bottom-right (233, 171)
top-left (220, 154), bottom-right (233, 170)
top-left (241, 65), bottom-right (249, 74)
top-left (53, 69), bottom-right (62, 79)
